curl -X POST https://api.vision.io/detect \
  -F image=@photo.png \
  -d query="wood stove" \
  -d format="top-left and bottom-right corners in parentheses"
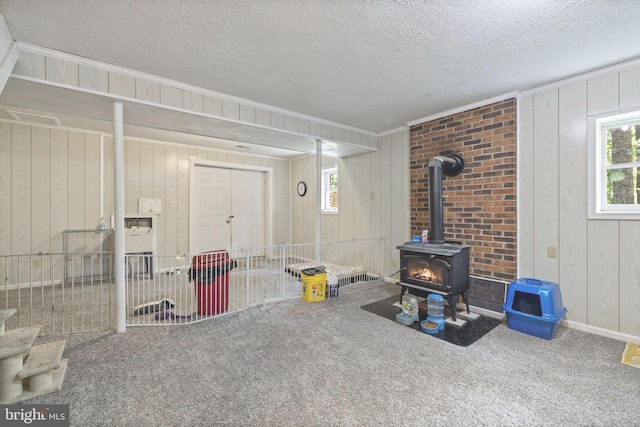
top-left (397, 242), bottom-right (470, 320)
top-left (397, 153), bottom-right (470, 321)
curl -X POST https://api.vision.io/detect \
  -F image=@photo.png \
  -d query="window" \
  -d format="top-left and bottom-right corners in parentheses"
top-left (321, 167), bottom-right (338, 213)
top-left (589, 110), bottom-right (640, 218)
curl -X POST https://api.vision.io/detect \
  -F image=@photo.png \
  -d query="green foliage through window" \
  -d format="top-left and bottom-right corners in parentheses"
top-left (604, 122), bottom-right (640, 205)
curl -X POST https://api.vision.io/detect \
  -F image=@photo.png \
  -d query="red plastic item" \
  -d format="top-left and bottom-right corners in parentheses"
top-left (191, 250), bottom-right (232, 316)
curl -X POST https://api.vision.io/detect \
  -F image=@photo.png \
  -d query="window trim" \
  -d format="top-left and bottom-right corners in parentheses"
top-left (588, 109), bottom-right (640, 220)
top-left (321, 166), bottom-right (339, 214)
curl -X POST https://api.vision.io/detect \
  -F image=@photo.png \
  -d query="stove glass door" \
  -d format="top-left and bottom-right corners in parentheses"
top-left (406, 256), bottom-right (444, 286)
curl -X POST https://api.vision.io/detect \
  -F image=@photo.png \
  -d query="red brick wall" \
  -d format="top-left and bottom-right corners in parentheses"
top-left (409, 98), bottom-right (517, 282)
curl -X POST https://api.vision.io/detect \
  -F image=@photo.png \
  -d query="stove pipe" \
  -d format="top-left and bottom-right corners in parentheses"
top-left (428, 154), bottom-right (464, 244)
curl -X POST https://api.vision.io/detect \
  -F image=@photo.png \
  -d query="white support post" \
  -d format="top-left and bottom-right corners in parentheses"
top-left (113, 102), bottom-right (126, 333)
top-left (316, 139), bottom-right (322, 265)
top-left (99, 134), bottom-right (104, 221)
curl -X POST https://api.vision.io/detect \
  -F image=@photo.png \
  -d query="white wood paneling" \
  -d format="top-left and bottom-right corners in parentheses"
top-left (292, 155), bottom-right (315, 244)
top-left (619, 221), bottom-right (640, 336)
top-left (270, 112), bottom-right (284, 130)
top-left (222, 100), bottom-right (240, 121)
top-left (164, 145), bottom-right (178, 255)
top-left (379, 134), bottom-right (393, 272)
top-left (1, 122), bottom-right (293, 277)
top-left (240, 105), bottom-right (256, 124)
top-left (532, 89), bottom-right (559, 282)
top-left (0, 122), bottom-right (11, 254)
top-left (309, 122), bottom-right (322, 139)
top-left (45, 58), bottom-right (78, 86)
top-left (619, 66), bottom-right (640, 109)
top-left (139, 141), bottom-right (154, 199)
top-left (67, 131), bottom-right (85, 230)
top-left (84, 134), bottom-right (100, 230)
top-left (332, 127), bottom-right (343, 142)
top-left (160, 85), bottom-right (183, 108)
top-left (14, 51), bottom-right (46, 79)
top-left (31, 127), bottom-right (50, 253)
top-left (321, 124), bottom-right (332, 139)
top-left (136, 79), bottom-right (160, 104)
top-left (391, 130), bottom-right (409, 269)
top-left (297, 119), bottom-right (311, 135)
top-left (79, 65), bottom-right (108, 92)
top-left (289, 129), bottom-right (407, 275)
top-left (108, 73), bottom-right (135, 97)
top-left (518, 95), bottom-right (535, 277)
top-left (203, 95), bottom-right (223, 117)
top-left (12, 124), bottom-right (31, 254)
top-left (587, 73), bottom-right (619, 115)
top-left (103, 136), bottom-right (114, 228)
top-left (50, 130), bottom-right (68, 252)
top-left (342, 130), bottom-right (353, 144)
top-left (153, 144), bottom-right (167, 260)
top-left (558, 82), bottom-right (588, 324)
top-left (284, 116), bottom-right (298, 133)
top-left (587, 220), bottom-right (619, 331)
top-left (176, 146), bottom-right (190, 254)
top-left (125, 140), bottom-right (140, 213)
top-left (183, 91), bottom-right (203, 113)
top-left (256, 108), bottom-right (270, 127)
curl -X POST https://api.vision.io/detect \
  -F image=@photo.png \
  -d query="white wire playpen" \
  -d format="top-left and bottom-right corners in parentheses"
top-left (0, 238), bottom-right (384, 335)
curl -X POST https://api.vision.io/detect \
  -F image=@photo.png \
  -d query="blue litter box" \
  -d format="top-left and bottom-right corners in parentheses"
top-left (502, 278), bottom-right (567, 340)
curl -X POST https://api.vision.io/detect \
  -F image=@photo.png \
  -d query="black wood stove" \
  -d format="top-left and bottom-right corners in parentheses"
top-left (396, 242), bottom-right (470, 320)
top-left (397, 154), bottom-right (470, 321)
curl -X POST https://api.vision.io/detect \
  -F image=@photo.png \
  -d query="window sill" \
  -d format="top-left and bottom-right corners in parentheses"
top-left (588, 211), bottom-right (640, 220)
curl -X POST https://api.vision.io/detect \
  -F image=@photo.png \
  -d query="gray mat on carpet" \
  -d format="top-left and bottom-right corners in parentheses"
top-left (27, 280), bottom-right (640, 426)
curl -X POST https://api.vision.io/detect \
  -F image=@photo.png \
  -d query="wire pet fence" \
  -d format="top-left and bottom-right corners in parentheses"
top-left (0, 238), bottom-right (384, 333)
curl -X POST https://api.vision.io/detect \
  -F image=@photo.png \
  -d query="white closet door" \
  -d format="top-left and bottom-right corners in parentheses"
top-left (231, 169), bottom-right (265, 251)
top-left (192, 166), bottom-right (265, 254)
top-left (193, 166), bottom-right (231, 253)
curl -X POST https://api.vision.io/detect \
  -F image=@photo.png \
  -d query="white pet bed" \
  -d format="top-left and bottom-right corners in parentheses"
top-left (286, 260), bottom-right (367, 283)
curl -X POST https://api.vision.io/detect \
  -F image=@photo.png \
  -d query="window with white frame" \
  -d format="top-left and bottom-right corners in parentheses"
top-left (589, 110), bottom-right (640, 218)
top-left (321, 166), bottom-right (339, 213)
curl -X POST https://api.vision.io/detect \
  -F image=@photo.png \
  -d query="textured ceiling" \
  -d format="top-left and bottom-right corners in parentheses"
top-left (1, 0), bottom-right (640, 133)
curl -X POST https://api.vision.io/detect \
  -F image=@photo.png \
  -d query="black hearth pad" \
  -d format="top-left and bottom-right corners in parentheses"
top-left (360, 296), bottom-right (501, 347)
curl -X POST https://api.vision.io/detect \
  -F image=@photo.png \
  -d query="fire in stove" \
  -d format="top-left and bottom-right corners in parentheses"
top-left (412, 268), bottom-right (441, 283)
top-left (408, 260), bottom-right (443, 284)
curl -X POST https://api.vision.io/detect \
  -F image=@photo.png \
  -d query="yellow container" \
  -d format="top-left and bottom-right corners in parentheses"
top-left (301, 271), bottom-right (327, 302)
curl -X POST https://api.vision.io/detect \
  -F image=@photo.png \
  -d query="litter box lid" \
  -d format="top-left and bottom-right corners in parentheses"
top-left (506, 278), bottom-right (565, 318)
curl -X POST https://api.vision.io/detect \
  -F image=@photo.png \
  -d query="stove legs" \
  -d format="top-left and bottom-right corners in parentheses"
top-left (460, 291), bottom-right (470, 314)
top-left (398, 285), bottom-right (469, 322)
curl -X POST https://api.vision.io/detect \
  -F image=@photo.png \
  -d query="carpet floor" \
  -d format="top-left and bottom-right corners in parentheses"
top-left (26, 280), bottom-right (640, 426)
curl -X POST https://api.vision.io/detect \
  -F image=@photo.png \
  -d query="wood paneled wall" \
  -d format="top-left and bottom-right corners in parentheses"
top-left (0, 123), bottom-right (107, 255)
top-left (519, 65), bottom-right (640, 338)
top-left (290, 129), bottom-right (410, 276)
top-left (0, 122), bottom-right (291, 258)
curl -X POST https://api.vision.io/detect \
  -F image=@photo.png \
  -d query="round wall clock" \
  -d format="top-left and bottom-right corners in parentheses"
top-left (297, 181), bottom-right (307, 196)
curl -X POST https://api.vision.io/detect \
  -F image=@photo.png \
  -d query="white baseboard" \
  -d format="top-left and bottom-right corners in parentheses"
top-left (2, 279), bottom-right (64, 291)
top-left (560, 319), bottom-right (640, 345)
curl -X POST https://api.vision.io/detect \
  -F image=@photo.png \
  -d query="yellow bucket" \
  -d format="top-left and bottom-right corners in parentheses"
top-left (301, 270), bottom-right (326, 302)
